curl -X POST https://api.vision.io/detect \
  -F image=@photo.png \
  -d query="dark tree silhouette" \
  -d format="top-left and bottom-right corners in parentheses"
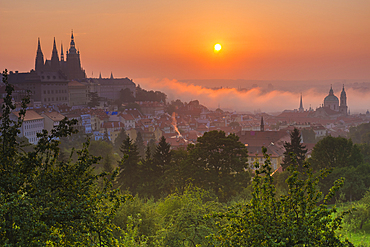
top-left (282, 128), bottom-right (307, 171)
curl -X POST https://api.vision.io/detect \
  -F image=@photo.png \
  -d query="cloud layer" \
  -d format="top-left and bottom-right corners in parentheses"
top-left (134, 78), bottom-right (370, 114)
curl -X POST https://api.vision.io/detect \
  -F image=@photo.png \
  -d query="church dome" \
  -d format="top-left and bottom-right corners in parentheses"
top-left (324, 94), bottom-right (339, 103)
top-left (324, 86), bottom-right (339, 103)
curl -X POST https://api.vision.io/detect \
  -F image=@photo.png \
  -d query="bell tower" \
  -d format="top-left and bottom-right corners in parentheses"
top-left (339, 85), bottom-right (348, 115)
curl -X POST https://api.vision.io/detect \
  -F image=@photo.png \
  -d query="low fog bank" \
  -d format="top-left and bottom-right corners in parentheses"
top-left (135, 78), bottom-right (370, 114)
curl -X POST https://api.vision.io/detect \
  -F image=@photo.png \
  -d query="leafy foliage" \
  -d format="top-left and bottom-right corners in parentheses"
top-left (136, 85), bottom-right (167, 103)
top-left (309, 136), bottom-right (363, 170)
top-left (349, 122), bottom-right (370, 144)
top-left (0, 70), bottom-right (126, 246)
top-left (187, 130), bottom-right (250, 202)
top-left (210, 147), bottom-right (353, 246)
top-left (155, 186), bottom-right (222, 247)
top-left (345, 189), bottom-right (370, 230)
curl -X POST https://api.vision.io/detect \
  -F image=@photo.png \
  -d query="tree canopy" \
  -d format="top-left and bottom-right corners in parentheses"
top-left (0, 70), bottom-right (126, 246)
top-left (187, 130), bottom-right (249, 201)
top-left (210, 147), bottom-right (353, 246)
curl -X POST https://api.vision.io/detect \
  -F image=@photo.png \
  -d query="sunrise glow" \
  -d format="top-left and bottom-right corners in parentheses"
top-left (214, 43), bottom-right (222, 53)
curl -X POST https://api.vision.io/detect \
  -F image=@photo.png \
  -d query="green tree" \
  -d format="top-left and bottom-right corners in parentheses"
top-left (187, 130), bottom-right (249, 202)
top-left (318, 165), bottom-right (369, 203)
top-left (309, 136), bottom-right (363, 170)
top-left (117, 137), bottom-right (141, 194)
top-left (0, 70), bottom-right (125, 245)
top-left (114, 128), bottom-right (128, 153)
top-left (89, 139), bottom-right (116, 168)
top-left (117, 87), bottom-right (135, 104)
top-left (345, 189), bottom-right (370, 230)
top-left (156, 186), bottom-right (221, 247)
top-left (87, 91), bottom-right (100, 108)
top-left (136, 131), bottom-right (145, 158)
top-left (152, 136), bottom-right (172, 197)
top-left (348, 122), bottom-right (370, 144)
top-left (282, 128), bottom-right (307, 171)
top-left (138, 145), bottom-right (155, 197)
top-left (103, 153), bottom-right (114, 173)
top-left (210, 147), bottom-right (353, 246)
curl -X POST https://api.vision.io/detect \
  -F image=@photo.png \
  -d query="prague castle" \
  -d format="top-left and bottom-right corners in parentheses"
top-left (7, 31), bottom-right (135, 107)
top-left (35, 31), bottom-right (86, 80)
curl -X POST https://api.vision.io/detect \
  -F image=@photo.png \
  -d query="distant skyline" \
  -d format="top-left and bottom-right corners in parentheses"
top-left (1, 0), bottom-right (370, 82)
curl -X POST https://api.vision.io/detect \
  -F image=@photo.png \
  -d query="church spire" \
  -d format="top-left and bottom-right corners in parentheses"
top-left (69, 30), bottom-right (77, 54)
top-left (299, 93), bottom-right (304, 112)
top-left (35, 37), bottom-right (44, 72)
top-left (329, 84), bottom-right (334, 96)
top-left (60, 42), bottom-right (64, 61)
top-left (110, 72), bottom-right (114, 79)
top-left (51, 37), bottom-right (60, 71)
top-left (260, 116), bottom-right (264, 132)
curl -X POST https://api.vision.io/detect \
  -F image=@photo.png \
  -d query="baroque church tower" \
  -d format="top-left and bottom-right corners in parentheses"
top-left (339, 85), bottom-right (348, 115)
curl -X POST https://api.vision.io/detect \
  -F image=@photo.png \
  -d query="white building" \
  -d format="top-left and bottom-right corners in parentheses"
top-left (11, 110), bottom-right (44, 144)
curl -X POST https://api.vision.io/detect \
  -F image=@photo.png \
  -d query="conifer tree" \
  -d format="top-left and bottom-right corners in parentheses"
top-left (135, 131), bottom-right (145, 158)
top-left (114, 128), bottom-right (127, 152)
top-left (117, 136), bottom-right (140, 194)
top-left (153, 136), bottom-right (172, 196)
top-left (282, 128), bottom-right (307, 171)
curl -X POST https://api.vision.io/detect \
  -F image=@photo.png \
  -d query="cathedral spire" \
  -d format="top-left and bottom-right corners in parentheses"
top-left (60, 42), bottom-right (64, 61)
top-left (35, 37), bottom-right (44, 72)
top-left (299, 93), bottom-right (304, 112)
top-left (37, 38), bottom-right (42, 53)
top-left (51, 37), bottom-right (60, 71)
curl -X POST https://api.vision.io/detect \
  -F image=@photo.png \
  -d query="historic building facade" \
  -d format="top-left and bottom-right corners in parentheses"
top-left (323, 85), bottom-right (347, 115)
top-left (35, 31), bottom-right (86, 80)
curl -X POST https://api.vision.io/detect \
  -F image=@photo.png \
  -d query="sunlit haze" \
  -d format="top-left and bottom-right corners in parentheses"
top-left (1, 0), bottom-right (370, 112)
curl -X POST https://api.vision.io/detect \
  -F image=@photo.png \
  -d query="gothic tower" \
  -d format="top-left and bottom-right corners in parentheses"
top-left (299, 93), bottom-right (304, 112)
top-left (35, 38), bottom-right (44, 72)
top-left (339, 85), bottom-right (348, 115)
top-left (50, 37), bottom-right (60, 71)
top-left (66, 30), bottom-right (86, 80)
top-left (60, 43), bottom-right (64, 61)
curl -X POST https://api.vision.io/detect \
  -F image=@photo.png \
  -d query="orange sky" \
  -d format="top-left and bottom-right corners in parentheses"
top-left (1, 0), bottom-right (370, 81)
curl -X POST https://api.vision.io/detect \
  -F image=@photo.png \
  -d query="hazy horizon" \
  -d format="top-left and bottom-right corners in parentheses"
top-left (2, 0), bottom-right (370, 113)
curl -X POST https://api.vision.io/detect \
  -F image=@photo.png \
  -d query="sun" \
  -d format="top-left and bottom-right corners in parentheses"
top-left (214, 43), bottom-right (222, 53)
